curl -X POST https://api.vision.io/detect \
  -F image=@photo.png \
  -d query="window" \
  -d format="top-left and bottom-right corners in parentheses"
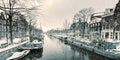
top-left (119, 33), bottom-right (120, 40)
top-left (98, 23), bottom-right (100, 26)
top-left (106, 25), bottom-right (109, 29)
top-left (116, 33), bottom-right (118, 40)
top-left (111, 32), bottom-right (113, 39)
top-left (103, 25), bottom-right (105, 30)
top-left (105, 32), bottom-right (109, 39)
top-left (101, 32), bottom-right (104, 38)
top-left (110, 25), bottom-right (112, 29)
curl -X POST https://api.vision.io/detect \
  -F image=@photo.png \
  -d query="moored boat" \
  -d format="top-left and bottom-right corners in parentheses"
top-left (6, 50), bottom-right (30, 60)
top-left (20, 39), bottom-right (44, 50)
top-left (19, 33), bottom-right (44, 50)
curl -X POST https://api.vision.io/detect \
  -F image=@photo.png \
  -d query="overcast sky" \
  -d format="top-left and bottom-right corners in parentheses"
top-left (36, 0), bottom-right (118, 32)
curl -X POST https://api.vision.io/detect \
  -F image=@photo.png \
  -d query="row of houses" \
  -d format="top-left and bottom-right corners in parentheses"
top-left (70, 7), bottom-right (120, 41)
top-left (89, 8), bottom-right (120, 40)
top-left (66, 8), bottom-right (120, 49)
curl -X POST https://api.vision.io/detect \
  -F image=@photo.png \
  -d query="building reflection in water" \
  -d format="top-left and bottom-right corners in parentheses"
top-left (70, 45), bottom-right (112, 60)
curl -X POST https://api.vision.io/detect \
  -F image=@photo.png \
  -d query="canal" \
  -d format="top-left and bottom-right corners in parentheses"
top-left (21, 35), bottom-right (112, 60)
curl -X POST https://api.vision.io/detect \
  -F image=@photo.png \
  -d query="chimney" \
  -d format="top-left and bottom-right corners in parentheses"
top-left (105, 8), bottom-right (113, 14)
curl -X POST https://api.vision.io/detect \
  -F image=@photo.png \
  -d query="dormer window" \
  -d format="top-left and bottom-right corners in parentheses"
top-left (110, 9), bottom-right (113, 12)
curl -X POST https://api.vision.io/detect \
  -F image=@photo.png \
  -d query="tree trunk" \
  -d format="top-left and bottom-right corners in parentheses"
top-left (82, 22), bottom-right (85, 38)
top-left (6, 20), bottom-right (8, 43)
top-left (29, 25), bottom-right (32, 42)
top-left (9, 15), bottom-right (13, 43)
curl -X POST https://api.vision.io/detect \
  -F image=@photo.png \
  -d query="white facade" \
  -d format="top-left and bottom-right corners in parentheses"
top-left (101, 8), bottom-right (120, 40)
top-left (101, 29), bottom-right (120, 40)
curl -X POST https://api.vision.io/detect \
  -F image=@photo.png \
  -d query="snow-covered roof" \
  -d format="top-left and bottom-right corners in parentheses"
top-left (90, 18), bottom-right (101, 24)
top-left (102, 12), bottom-right (114, 17)
top-left (92, 12), bottom-right (104, 17)
top-left (90, 12), bottom-right (104, 24)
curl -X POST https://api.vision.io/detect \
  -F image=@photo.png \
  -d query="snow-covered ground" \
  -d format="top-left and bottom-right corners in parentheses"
top-left (0, 40), bottom-right (28, 53)
top-left (0, 38), bottom-right (29, 60)
top-left (0, 39), bottom-right (7, 44)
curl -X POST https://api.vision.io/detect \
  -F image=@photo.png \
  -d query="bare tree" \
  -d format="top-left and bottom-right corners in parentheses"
top-left (17, 0), bottom-right (41, 41)
top-left (63, 19), bottom-right (70, 35)
top-left (78, 8), bottom-right (94, 37)
top-left (0, 0), bottom-right (41, 43)
top-left (73, 13), bottom-right (80, 23)
top-left (0, 0), bottom-right (18, 43)
top-left (72, 13), bottom-right (80, 35)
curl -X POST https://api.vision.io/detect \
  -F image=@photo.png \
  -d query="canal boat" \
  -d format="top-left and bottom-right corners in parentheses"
top-left (20, 34), bottom-right (44, 50)
top-left (60, 36), bottom-right (69, 44)
top-left (20, 39), bottom-right (44, 50)
top-left (6, 50), bottom-right (30, 60)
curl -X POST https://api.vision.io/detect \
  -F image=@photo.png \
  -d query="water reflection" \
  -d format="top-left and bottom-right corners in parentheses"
top-left (20, 48), bottom-right (43, 60)
top-left (21, 35), bottom-right (112, 60)
top-left (70, 45), bottom-right (112, 60)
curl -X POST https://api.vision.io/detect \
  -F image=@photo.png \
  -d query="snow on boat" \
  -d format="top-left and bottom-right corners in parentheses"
top-left (20, 39), bottom-right (43, 50)
top-left (6, 50), bottom-right (30, 60)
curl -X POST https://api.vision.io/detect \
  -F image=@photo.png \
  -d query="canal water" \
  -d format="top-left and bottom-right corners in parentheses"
top-left (21, 35), bottom-right (112, 60)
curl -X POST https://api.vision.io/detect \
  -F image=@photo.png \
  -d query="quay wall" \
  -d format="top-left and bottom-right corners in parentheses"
top-left (68, 39), bottom-right (120, 60)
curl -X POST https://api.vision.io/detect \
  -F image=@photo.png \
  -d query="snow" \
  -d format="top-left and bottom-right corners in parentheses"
top-left (13, 38), bottom-right (21, 44)
top-left (112, 49), bottom-right (120, 52)
top-left (102, 12), bottom-right (114, 17)
top-left (11, 52), bottom-right (23, 58)
top-left (33, 40), bottom-right (38, 42)
top-left (74, 36), bottom-right (91, 44)
top-left (106, 39), bottom-right (120, 43)
top-left (116, 44), bottom-right (120, 49)
top-left (0, 40), bottom-right (28, 53)
top-left (90, 18), bottom-right (102, 24)
top-left (7, 50), bottom-right (30, 60)
top-left (106, 49), bottom-right (120, 54)
top-left (26, 37), bottom-right (29, 39)
top-left (0, 39), bottom-right (7, 44)
top-left (93, 12), bottom-right (104, 16)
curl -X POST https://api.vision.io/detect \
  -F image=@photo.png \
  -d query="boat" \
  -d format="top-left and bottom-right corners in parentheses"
top-left (19, 33), bottom-right (44, 50)
top-left (20, 39), bottom-right (44, 50)
top-left (6, 50), bottom-right (30, 60)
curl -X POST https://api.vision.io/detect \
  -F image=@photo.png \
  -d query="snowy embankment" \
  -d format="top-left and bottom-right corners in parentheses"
top-left (0, 40), bottom-right (28, 53)
top-left (70, 40), bottom-right (120, 59)
top-left (0, 38), bottom-right (29, 60)
top-left (52, 34), bottom-right (120, 60)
